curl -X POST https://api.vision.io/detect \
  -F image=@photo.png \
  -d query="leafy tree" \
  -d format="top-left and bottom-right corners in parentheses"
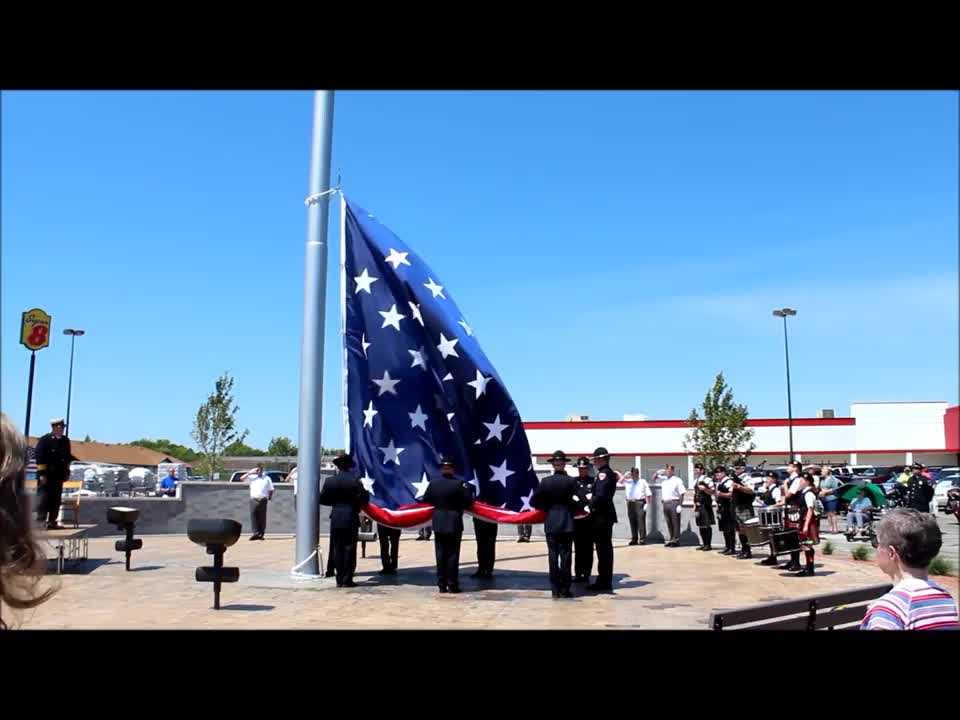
top-left (683, 372), bottom-right (756, 469)
top-left (191, 372), bottom-right (248, 477)
top-left (224, 441), bottom-right (267, 457)
top-left (130, 438), bottom-right (199, 462)
top-left (267, 436), bottom-right (297, 456)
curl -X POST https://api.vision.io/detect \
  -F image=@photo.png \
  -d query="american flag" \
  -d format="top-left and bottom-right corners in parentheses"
top-left (340, 195), bottom-right (539, 519)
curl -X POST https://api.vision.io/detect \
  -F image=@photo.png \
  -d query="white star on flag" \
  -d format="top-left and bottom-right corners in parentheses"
top-left (468, 471), bottom-right (480, 496)
top-left (385, 248), bottom-right (411, 269)
top-left (520, 490), bottom-right (534, 512)
top-left (443, 372), bottom-right (453, 382)
top-left (363, 401), bottom-right (378, 428)
top-left (437, 333), bottom-right (459, 359)
top-left (360, 473), bottom-right (376, 494)
top-left (409, 346), bottom-right (427, 370)
top-left (458, 319), bottom-right (473, 336)
top-left (372, 370), bottom-right (401, 396)
top-left (466, 370), bottom-right (492, 399)
top-left (483, 414), bottom-right (508, 442)
top-left (379, 304), bottom-right (406, 332)
top-left (354, 268), bottom-right (377, 294)
top-left (408, 404), bottom-right (428, 431)
top-left (361, 333), bottom-right (371, 357)
top-left (424, 277), bottom-right (446, 299)
top-left (412, 472), bottom-right (430, 498)
top-left (408, 301), bottom-right (424, 326)
top-left (447, 413), bottom-right (456, 431)
top-left (379, 439), bottom-right (405, 465)
top-left (489, 460), bottom-right (514, 487)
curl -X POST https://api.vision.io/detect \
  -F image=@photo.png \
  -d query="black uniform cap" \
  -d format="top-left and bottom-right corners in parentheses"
top-left (547, 450), bottom-right (571, 463)
top-left (591, 447), bottom-right (610, 459)
top-left (712, 465), bottom-right (727, 474)
top-left (575, 457), bottom-right (592, 468)
top-left (332, 453), bottom-right (354, 470)
top-left (440, 455), bottom-right (456, 467)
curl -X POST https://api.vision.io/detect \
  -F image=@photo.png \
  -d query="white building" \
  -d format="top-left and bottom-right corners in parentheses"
top-left (525, 401), bottom-right (959, 482)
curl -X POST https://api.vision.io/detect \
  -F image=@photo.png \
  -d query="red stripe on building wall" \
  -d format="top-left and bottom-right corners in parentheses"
top-left (945, 405), bottom-right (959, 453)
top-left (524, 417), bottom-right (855, 430)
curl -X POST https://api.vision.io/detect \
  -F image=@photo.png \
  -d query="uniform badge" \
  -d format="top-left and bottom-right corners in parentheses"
top-left (599, 472), bottom-right (607, 480)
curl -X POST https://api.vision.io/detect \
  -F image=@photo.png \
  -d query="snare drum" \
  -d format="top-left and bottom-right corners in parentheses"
top-left (741, 518), bottom-right (770, 546)
top-left (759, 506), bottom-right (784, 529)
top-left (771, 529), bottom-right (800, 555)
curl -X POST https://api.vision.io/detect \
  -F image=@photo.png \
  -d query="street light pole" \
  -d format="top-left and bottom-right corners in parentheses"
top-left (772, 309), bottom-right (797, 462)
top-left (63, 329), bottom-right (85, 438)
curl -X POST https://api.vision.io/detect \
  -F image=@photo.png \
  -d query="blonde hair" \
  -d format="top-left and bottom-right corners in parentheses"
top-left (1, 413), bottom-right (55, 628)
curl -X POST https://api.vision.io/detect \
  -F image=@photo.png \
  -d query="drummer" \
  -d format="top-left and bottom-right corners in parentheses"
top-left (783, 471), bottom-right (819, 576)
top-left (758, 470), bottom-right (784, 567)
top-left (732, 467), bottom-right (756, 560)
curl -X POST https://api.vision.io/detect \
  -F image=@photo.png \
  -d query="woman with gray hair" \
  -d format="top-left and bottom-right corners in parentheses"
top-left (1, 413), bottom-right (55, 629)
top-left (860, 508), bottom-right (959, 630)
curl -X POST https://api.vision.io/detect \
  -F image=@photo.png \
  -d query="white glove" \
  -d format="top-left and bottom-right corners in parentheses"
top-left (586, 493), bottom-right (592, 500)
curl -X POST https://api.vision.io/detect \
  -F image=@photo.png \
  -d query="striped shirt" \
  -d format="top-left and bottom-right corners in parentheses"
top-left (860, 578), bottom-right (960, 630)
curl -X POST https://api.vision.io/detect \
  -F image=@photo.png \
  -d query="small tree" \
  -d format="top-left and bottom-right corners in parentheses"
top-left (267, 436), bottom-right (298, 456)
top-left (83, 434), bottom-right (93, 442)
top-left (683, 372), bottom-right (756, 469)
top-left (191, 372), bottom-right (248, 478)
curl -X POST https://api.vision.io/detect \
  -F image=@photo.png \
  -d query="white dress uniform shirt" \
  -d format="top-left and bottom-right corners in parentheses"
top-left (661, 475), bottom-right (687, 501)
top-left (249, 473), bottom-right (274, 500)
top-left (624, 476), bottom-right (651, 501)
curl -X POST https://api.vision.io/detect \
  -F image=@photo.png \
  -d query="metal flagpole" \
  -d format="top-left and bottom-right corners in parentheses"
top-left (294, 90), bottom-right (335, 577)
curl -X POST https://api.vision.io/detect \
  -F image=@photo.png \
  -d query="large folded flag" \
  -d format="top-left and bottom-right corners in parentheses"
top-left (340, 195), bottom-right (542, 528)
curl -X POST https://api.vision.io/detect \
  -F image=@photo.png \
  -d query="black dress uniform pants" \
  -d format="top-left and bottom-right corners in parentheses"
top-left (626, 500), bottom-right (646, 543)
top-left (434, 532), bottom-right (462, 589)
top-left (473, 517), bottom-right (498, 574)
top-left (36, 476), bottom-right (66, 524)
top-left (574, 519), bottom-right (594, 578)
top-left (546, 532), bottom-right (574, 594)
top-left (593, 522), bottom-right (614, 588)
top-left (250, 498), bottom-right (268, 537)
top-left (377, 524), bottom-right (401, 571)
top-left (330, 528), bottom-right (358, 585)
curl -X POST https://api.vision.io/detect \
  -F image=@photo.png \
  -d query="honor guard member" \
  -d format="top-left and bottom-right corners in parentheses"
top-left (573, 456), bottom-right (595, 583)
top-left (423, 456), bottom-right (475, 593)
top-left (693, 462), bottom-right (716, 551)
top-left (377, 522), bottom-right (402, 575)
top-left (714, 466), bottom-right (738, 555)
top-left (905, 463), bottom-right (934, 512)
top-left (34, 418), bottom-right (73, 529)
top-left (318, 453), bottom-right (370, 588)
top-left (588, 447), bottom-right (618, 592)
top-left (783, 472), bottom-right (819, 576)
top-left (759, 470), bottom-right (784, 566)
top-left (530, 450), bottom-right (579, 598)
top-left (472, 472), bottom-right (498, 579)
top-left (731, 460), bottom-right (756, 559)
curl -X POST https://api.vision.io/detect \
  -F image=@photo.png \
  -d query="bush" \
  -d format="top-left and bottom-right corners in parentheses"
top-left (851, 545), bottom-right (872, 561)
top-left (822, 540), bottom-right (834, 555)
top-left (929, 555), bottom-right (957, 577)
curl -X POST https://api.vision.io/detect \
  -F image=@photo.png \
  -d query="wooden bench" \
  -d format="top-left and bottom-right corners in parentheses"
top-left (25, 479), bottom-right (84, 527)
top-left (35, 525), bottom-right (95, 574)
top-left (708, 583), bottom-right (893, 630)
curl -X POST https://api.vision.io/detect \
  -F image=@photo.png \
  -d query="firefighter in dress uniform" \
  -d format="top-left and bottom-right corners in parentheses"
top-left (34, 418), bottom-right (73, 529)
top-left (572, 456), bottom-right (595, 582)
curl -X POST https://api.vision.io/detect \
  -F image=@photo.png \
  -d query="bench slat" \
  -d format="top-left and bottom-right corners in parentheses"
top-left (710, 583), bottom-right (891, 629)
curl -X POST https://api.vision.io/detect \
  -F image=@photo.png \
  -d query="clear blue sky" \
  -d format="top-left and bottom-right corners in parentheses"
top-left (2, 91), bottom-right (957, 450)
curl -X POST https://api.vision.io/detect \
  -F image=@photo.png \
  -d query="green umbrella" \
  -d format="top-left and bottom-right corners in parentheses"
top-left (838, 482), bottom-right (887, 507)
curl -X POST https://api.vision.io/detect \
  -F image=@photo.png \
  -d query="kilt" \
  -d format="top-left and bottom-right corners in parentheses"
top-left (734, 505), bottom-right (756, 528)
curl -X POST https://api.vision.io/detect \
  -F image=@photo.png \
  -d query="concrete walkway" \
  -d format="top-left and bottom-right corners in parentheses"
top-left (13, 530), bottom-right (955, 630)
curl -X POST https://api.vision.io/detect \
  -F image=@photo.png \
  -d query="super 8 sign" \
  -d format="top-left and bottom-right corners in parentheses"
top-left (20, 308), bottom-right (52, 351)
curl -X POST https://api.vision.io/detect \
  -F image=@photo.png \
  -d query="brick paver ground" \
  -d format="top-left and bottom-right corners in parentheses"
top-left (11, 530), bottom-right (956, 630)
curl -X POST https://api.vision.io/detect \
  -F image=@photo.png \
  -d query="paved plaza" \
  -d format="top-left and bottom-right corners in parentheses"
top-left (13, 516), bottom-right (958, 630)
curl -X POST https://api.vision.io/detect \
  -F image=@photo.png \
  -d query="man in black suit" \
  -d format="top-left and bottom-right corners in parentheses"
top-left (530, 450), bottom-right (579, 598)
top-left (472, 515), bottom-right (498, 579)
top-left (423, 455), bottom-right (475, 594)
top-left (588, 447), bottom-right (618, 592)
top-left (34, 417), bottom-right (73, 529)
top-left (318, 453), bottom-right (369, 588)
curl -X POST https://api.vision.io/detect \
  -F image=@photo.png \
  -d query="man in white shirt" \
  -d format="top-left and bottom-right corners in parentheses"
top-left (622, 468), bottom-right (652, 545)
top-left (660, 465), bottom-right (686, 547)
top-left (246, 464), bottom-right (275, 540)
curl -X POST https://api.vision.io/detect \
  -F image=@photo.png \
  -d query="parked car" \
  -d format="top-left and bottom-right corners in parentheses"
top-left (229, 470), bottom-right (288, 484)
top-left (934, 475), bottom-right (960, 511)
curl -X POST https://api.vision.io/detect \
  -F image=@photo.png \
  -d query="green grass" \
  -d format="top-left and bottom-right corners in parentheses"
top-left (850, 545), bottom-right (872, 561)
top-left (929, 555), bottom-right (957, 577)
top-left (821, 540), bottom-right (834, 555)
